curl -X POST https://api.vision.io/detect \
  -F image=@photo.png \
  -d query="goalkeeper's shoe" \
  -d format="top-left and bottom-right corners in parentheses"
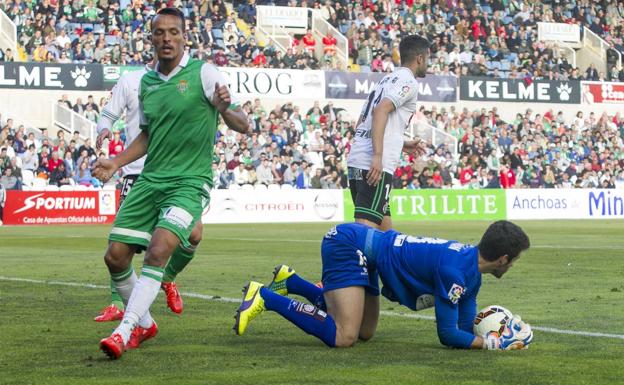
top-left (94, 304), bottom-right (124, 322)
top-left (100, 333), bottom-right (125, 360)
top-left (267, 265), bottom-right (295, 296)
top-left (161, 281), bottom-right (183, 314)
top-left (234, 281), bottom-right (266, 336)
top-left (126, 321), bottom-right (159, 350)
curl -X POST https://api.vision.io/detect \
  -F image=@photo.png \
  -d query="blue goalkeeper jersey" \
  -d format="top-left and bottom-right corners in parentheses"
top-left (345, 223), bottom-right (481, 348)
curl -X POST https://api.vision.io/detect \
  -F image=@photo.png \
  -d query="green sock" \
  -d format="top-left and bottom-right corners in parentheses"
top-left (163, 244), bottom-right (197, 283)
top-left (110, 279), bottom-right (125, 310)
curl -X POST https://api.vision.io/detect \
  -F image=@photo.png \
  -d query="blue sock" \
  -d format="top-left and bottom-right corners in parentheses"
top-left (260, 287), bottom-right (336, 347)
top-left (286, 274), bottom-right (327, 310)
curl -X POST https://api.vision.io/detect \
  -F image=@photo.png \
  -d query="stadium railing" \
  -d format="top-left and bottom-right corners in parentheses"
top-left (311, 10), bottom-right (348, 71)
top-left (409, 119), bottom-right (458, 161)
top-left (52, 102), bottom-right (96, 140)
top-left (0, 9), bottom-right (17, 54)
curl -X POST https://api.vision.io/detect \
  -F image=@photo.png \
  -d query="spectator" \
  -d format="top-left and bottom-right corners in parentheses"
top-left (49, 162), bottom-right (72, 187)
top-left (256, 157), bottom-right (273, 185)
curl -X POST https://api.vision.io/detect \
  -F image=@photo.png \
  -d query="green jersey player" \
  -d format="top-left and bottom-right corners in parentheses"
top-left (92, 7), bottom-right (249, 359)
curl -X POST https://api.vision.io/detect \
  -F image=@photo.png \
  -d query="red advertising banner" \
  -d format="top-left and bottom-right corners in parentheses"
top-left (583, 82), bottom-right (624, 104)
top-left (3, 190), bottom-right (119, 225)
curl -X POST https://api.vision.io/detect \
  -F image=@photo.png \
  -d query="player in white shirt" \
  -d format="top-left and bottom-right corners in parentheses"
top-left (347, 35), bottom-right (430, 231)
top-left (94, 64), bottom-right (204, 326)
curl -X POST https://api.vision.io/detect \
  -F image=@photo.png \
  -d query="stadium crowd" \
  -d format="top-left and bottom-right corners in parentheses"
top-left (1, 0), bottom-right (623, 79)
top-left (2, 95), bottom-right (624, 192)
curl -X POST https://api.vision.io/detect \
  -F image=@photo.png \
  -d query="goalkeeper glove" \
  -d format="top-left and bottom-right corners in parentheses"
top-left (483, 316), bottom-right (534, 350)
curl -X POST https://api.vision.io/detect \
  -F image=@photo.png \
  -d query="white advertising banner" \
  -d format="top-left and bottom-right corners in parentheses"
top-left (257, 6), bottom-right (308, 29)
top-left (202, 189), bottom-right (344, 224)
top-left (537, 22), bottom-right (581, 43)
top-left (506, 189), bottom-right (624, 220)
top-left (219, 67), bottom-right (325, 100)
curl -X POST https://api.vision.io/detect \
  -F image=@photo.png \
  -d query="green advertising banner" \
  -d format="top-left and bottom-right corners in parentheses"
top-left (102, 65), bottom-right (144, 88)
top-left (344, 189), bottom-right (506, 221)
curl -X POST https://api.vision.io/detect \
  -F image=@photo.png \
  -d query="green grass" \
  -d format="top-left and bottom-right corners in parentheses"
top-left (1, 221), bottom-right (623, 385)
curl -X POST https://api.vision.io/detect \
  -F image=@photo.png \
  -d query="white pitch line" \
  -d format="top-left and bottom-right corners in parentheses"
top-left (2, 276), bottom-right (623, 341)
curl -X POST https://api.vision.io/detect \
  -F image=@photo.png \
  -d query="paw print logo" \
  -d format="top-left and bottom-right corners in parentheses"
top-left (557, 83), bottom-right (573, 101)
top-left (70, 66), bottom-right (91, 88)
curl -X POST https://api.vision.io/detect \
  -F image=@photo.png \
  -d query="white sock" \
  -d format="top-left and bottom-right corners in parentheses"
top-left (112, 267), bottom-right (154, 330)
top-left (113, 266), bottom-right (163, 343)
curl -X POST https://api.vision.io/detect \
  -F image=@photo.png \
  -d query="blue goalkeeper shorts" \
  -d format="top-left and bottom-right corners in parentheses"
top-left (320, 223), bottom-right (380, 296)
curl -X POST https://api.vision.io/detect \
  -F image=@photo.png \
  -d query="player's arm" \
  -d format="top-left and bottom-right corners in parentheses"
top-left (366, 98), bottom-right (394, 186)
top-left (96, 77), bottom-right (127, 149)
top-left (434, 296), bottom-right (480, 349)
top-left (201, 63), bottom-right (249, 134)
top-left (92, 103), bottom-right (149, 183)
top-left (214, 87), bottom-right (249, 134)
top-left (402, 139), bottom-right (427, 157)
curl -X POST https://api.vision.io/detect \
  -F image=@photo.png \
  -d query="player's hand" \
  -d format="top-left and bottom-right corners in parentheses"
top-left (92, 158), bottom-right (119, 183)
top-left (212, 82), bottom-right (231, 113)
top-left (404, 139), bottom-right (427, 157)
top-left (367, 155), bottom-right (383, 186)
top-left (484, 316), bottom-right (533, 350)
top-left (96, 128), bottom-right (113, 150)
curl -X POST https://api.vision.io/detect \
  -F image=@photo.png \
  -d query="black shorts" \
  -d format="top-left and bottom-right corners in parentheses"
top-left (119, 174), bottom-right (139, 207)
top-left (348, 167), bottom-right (392, 225)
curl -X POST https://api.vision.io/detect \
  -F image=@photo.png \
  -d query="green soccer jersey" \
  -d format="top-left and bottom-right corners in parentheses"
top-left (138, 55), bottom-right (233, 185)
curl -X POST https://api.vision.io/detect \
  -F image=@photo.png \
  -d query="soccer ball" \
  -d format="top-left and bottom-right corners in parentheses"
top-left (473, 305), bottom-right (513, 337)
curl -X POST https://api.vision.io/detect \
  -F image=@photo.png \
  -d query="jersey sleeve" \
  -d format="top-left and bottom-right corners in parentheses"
top-left (457, 288), bottom-right (478, 334)
top-left (200, 63), bottom-right (239, 108)
top-left (434, 296), bottom-right (476, 348)
top-left (138, 99), bottom-right (149, 132)
top-left (435, 265), bottom-right (467, 307)
top-left (97, 76), bottom-right (127, 134)
top-left (383, 78), bottom-right (417, 110)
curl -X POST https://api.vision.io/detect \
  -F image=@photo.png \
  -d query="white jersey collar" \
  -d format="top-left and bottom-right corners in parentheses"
top-left (155, 52), bottom-right (190, 81)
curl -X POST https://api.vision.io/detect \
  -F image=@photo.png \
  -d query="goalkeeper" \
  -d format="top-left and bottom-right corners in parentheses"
top-left (234, 220), bottom-right (533, 350)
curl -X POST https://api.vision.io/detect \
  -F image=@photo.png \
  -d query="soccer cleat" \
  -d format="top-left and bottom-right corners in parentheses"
top-left (267, 264), bottom-right (295, 296)
top-left (161, 281), bottom-right (183, 314)
top-left (233, 281), bottom-right (266, 336)
top-left (100, 333), bottom-right (125, 359)
top-left (126, 321), bottom-right (159, 350)
top-left (94, 304), bottom-right (124, 322)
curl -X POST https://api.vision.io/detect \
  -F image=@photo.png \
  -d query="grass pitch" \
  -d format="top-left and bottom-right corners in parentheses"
top-left (1, 220), bottom-right (623, 385)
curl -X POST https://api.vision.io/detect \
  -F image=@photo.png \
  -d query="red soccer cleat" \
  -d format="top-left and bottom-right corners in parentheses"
top-left (161, 281), bottom-right (183, 314)
top-left (94, 304), bottom-right (124, 322)
top-left (100, 333), bottom-right (125, 360)
top-left (126, 321), bottom-right (159, 350)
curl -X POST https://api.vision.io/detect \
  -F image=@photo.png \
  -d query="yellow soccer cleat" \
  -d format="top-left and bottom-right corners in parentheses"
top-left (233, 281), bottom-right (266, 336)
top-left (267, 265), bottom-right (295, 296)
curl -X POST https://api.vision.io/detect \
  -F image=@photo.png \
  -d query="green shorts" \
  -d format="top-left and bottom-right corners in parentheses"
top-left (109, 177), bottom-right (210, 249)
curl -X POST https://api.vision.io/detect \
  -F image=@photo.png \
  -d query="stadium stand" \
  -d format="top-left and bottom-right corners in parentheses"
top-left (1, 0), bottom-right (623, 78)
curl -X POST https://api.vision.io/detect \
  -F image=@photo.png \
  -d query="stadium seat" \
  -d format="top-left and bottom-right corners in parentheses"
top-left (32, 178), bottom-right (47, 191)
top-left (59, 185), bottom-right (74, 191)
top-left (501, 60), bottom-right (511, 71)
top-left (21, 185), bottom-right (31, 191)
top-left (240, 184), bottom-right (253, 190)
top-left (228, 183), bottom-right (241, 190)
top-left (22, 170), bottom-right (34, 187)
top-left (74, 185), bottom-right (88, 191)
top-left (45, 185), bottom-right (60, 191)
top-left (102, 184), bottom-right (116, 191)
top-left (267, 184), bottom-right (280, 191)
top-left (281, 184), bottom-right (294, 190)
top-left (105, 35), bottom-right (118, 46)
top-left (254, 184), bottom-right (267, 190)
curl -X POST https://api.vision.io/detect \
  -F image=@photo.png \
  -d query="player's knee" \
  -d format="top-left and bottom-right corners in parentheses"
top-left (144, 243), bottom-right (172, 267)
top-left (104, 243), bottom-right (132, 270)
top-left (358, 330), bottom-right (375, 342)
top-left (335, 330), bottom-right (359, 348)
top-left (189, 223), bottom-right (202, 246)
